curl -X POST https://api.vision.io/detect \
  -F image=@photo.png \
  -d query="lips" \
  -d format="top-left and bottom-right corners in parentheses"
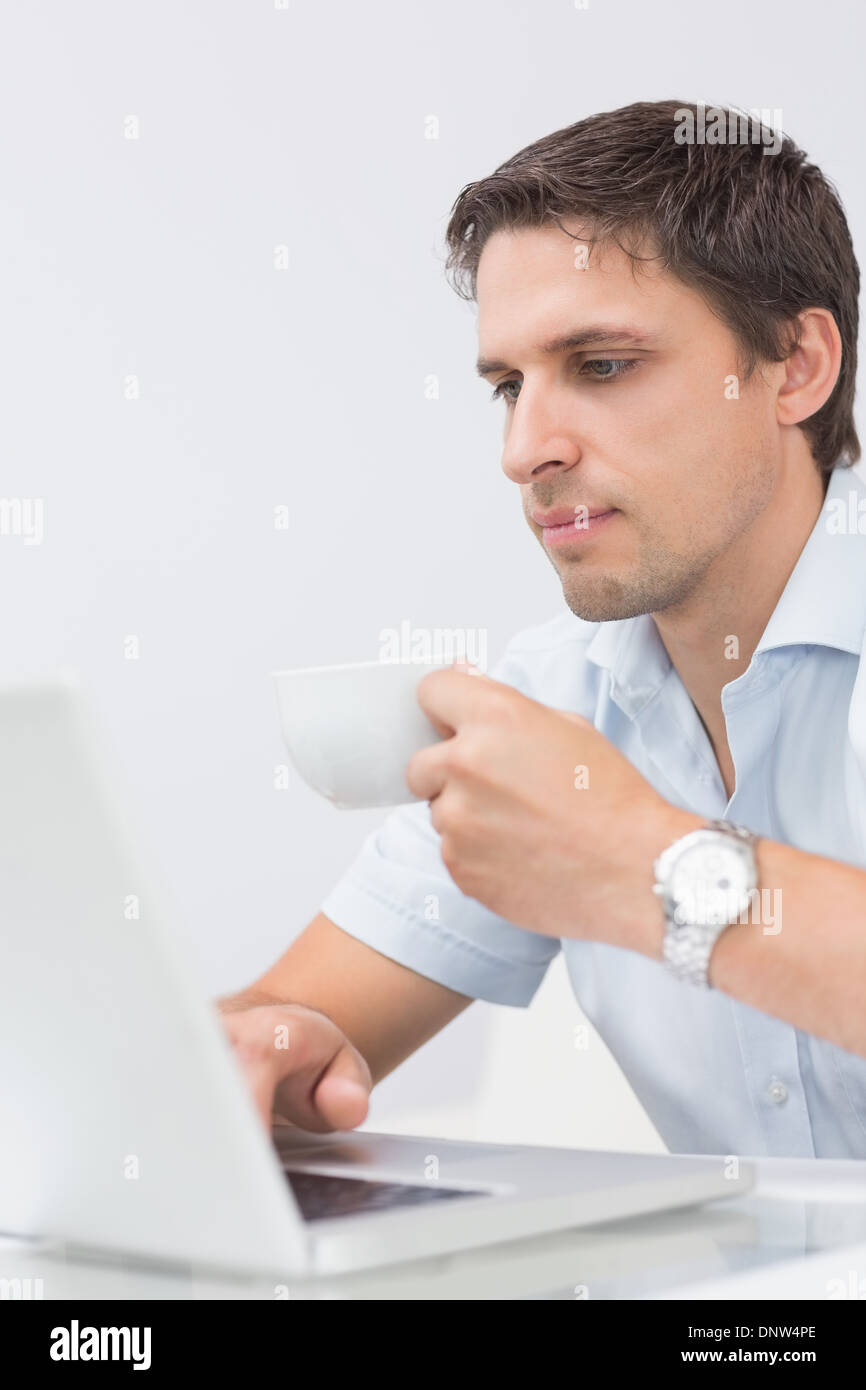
top-left (531, 506), bottom-right (615, 527)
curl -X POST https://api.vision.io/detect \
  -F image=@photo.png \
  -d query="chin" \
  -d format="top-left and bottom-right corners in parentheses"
top-left (561, 576), bottom-right (653, 624)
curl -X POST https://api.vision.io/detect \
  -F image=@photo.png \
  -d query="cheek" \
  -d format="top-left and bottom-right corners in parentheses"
top-left (640, 359), bottom-right (769, 463)
top-left (602, 367), bottom-right (710, 453)
top-left (593, 371), bottom-right (705, 487)
top-left (607, 373), bottom-right (749, 520)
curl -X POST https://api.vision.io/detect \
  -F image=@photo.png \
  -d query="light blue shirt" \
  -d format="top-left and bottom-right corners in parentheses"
top-left (321, 462), bottom-right (866, 1159)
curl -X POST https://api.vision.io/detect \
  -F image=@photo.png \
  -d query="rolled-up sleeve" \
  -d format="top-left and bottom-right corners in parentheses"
top-left (318, 645), bottom-right (563, 1006)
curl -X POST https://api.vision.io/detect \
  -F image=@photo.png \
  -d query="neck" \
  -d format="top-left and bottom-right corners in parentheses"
top-left (651, 454), bottom-right (828, 793)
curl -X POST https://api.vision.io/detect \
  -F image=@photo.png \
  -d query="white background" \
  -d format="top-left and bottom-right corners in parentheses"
top-left (2, 0), bottom-right (863, 1151)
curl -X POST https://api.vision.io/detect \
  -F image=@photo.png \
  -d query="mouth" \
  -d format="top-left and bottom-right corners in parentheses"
top-left (531, 506), bottom-right (619, 548)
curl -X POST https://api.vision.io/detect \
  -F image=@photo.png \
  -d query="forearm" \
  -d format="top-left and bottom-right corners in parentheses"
top-left (709, 833), bottom-right (866, 1057)
top-left (625, 808), bottom-right (866, 1058)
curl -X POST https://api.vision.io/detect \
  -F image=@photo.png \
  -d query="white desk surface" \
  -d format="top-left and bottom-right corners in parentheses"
top-left (1, 1154), bottom-right (864, 1301)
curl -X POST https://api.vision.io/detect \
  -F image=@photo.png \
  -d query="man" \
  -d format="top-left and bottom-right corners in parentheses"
top-left (220, 100), bottom-right (866, 1159)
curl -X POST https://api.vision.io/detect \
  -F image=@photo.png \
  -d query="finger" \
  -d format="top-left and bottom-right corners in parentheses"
top-left (270, 1015), bottom-right (372, 1134)
top-left (416, 666), bottom-right (503, 738)
top-left (243, 1055), bottom-right (283, 1131)
top-left (220, 1014), bottom-right (280, 1129)
top-left (405, 738), bottom-right (453, 801)
top-left (311, 1044), bottom-right (371, 1131)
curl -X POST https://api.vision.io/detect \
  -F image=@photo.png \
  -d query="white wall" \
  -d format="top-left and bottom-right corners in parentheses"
top-left (2, 0), bottom-right (862, 1154)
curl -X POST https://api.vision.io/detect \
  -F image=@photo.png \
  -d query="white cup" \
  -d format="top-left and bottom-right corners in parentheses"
top-left (273, 659), bottom-right (451, 809)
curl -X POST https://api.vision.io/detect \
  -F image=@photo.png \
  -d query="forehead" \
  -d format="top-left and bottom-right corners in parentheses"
top-left (475, 222), bottom-right (706, 346)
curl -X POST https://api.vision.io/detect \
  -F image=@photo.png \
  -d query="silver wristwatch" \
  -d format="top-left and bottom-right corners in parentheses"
top-left (653, 818), bottom-right (759, 988)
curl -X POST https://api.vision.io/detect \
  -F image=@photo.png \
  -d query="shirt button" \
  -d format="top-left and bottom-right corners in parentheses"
top-left (767, 1078), bottom-right (788, 1104)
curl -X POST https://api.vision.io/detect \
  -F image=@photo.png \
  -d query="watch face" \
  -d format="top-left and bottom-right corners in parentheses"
top-left (669, 837), bottom-right (754, 927)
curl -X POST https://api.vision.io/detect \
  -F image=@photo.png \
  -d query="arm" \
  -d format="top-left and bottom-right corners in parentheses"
top-left (407, 667), bottom-right (866, 1061)
top-left (699, 825), bottom-right (866, 1057)
top-left (540, 797), bottom-right (866, 1058)
top-left (218, 912), bottom-right (473, 1088)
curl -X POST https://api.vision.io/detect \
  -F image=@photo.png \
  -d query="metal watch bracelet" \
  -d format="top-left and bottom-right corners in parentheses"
top-left (657, 818), bottom-right (759, 989)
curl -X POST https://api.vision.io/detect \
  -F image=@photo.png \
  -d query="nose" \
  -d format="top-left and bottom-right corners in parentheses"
top-left (499, 383), bottom-right (582, 485)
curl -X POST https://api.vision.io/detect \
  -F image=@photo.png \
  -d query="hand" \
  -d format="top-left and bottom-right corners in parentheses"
top-left (218, 1002), bottom-right (372, 1133)
top-left (406, 665), bottom-right (697, 952)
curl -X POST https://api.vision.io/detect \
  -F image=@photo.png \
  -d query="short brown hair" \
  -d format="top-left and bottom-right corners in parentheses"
top-left (444, 99), bottom-right (860, 476)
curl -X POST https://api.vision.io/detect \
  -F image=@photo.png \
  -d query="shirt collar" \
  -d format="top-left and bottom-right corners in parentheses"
top-left (586, 462), bottom-right (866, 708)
top-left (754, 461), bottom-right (866, 657)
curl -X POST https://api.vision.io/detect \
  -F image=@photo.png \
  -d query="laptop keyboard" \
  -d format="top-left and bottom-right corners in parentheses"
top-left (284, 1167), bottom-right (488, 1222)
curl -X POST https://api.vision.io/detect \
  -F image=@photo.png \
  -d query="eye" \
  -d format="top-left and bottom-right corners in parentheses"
top-left (489, 357), bottom-right (640, 404)
top-left (580, 358), bottom-right (639, 381)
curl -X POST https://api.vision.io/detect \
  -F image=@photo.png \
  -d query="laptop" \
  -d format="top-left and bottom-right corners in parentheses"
top-left (0, 678), bottom-right (754, 1279)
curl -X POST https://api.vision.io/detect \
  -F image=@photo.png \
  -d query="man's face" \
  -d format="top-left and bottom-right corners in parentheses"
top-left (475, 222), bottom-right (783, 622)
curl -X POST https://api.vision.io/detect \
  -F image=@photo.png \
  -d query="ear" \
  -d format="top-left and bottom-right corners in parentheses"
top-left (775, 308), bottom-right (843, 428)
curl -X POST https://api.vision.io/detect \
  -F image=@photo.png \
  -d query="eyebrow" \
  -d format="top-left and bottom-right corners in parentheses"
top-left (475, 325), bottom-right (659, 378)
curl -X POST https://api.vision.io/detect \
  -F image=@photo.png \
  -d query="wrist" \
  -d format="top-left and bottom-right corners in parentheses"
top-left (654, 816), bottom-right (762, 987)
top-left (617, 801), bottom-right (705, 958)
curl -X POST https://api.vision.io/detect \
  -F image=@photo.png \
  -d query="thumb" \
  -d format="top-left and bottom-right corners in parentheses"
top-left (311, 1044), bottom-right (372, 1131)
